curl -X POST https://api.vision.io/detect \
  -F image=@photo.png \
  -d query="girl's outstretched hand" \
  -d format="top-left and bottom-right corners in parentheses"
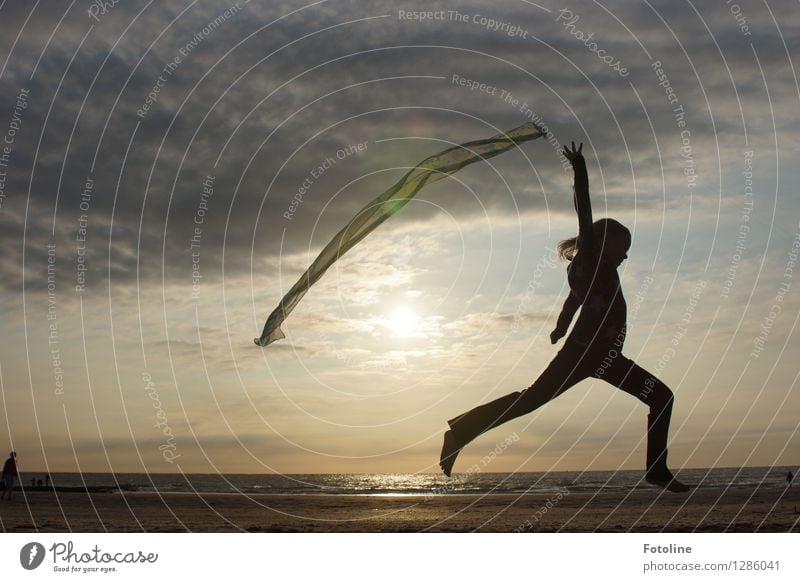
top-left (549, 327), bottom-right (566, 344)
top-left (563, 141), bottom-right (583, 164)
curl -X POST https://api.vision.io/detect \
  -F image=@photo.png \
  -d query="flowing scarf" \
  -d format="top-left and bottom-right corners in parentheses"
top-left (255, 122), bottom-right (545, 346)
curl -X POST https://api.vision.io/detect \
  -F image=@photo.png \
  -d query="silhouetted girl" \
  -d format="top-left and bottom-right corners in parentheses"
top-left (439, 142), bottom-right (690, 493)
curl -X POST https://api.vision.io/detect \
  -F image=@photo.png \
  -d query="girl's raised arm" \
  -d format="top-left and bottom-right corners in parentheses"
top-left (563, 142), bottom-right (593, 250)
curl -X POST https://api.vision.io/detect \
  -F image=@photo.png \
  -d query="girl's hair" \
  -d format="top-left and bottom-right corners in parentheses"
top-left (558, 218), bottom-right (631, 261)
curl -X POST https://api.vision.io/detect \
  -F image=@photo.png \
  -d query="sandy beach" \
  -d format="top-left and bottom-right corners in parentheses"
top-left (1, 487), bottom-right (798, 532)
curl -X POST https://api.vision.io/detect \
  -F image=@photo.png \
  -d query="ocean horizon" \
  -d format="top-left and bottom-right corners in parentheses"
top-left (19, 466), bottom-right (796, 496)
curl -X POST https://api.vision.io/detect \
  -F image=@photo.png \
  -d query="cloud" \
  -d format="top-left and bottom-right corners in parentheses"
top-left (1, 0), bottom-right (796, 299)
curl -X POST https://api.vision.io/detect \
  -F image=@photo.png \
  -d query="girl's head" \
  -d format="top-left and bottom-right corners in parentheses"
top-left (558, 218), bottom-right (631, 265)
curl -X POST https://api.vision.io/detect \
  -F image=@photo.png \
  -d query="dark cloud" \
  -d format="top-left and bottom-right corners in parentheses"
top-left (0, 0), bottom-right (797, 301)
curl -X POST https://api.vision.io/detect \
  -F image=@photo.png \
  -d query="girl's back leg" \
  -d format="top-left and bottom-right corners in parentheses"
top-left (596, 354), bottom-right (690, 493)
top-left (440, 348), bottom-right (589, 476)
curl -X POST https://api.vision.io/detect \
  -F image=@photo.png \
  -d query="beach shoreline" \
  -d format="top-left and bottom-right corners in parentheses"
top-left (1, 487), bottom-right (797, 533)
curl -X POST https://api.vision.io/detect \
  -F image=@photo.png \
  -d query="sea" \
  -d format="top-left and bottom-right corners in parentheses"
top-left (28, 466), bottom-right (797, 496)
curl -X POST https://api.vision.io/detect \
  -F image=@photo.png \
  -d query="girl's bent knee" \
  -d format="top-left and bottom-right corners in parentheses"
top-left (648, 385), bottom-right (674, 410)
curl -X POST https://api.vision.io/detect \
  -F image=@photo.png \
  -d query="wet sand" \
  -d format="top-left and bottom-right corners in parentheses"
top-left (1, 486), bottom-right (798, 532)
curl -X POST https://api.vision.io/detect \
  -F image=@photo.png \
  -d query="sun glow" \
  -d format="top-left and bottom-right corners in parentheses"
top-left (388, 307), bottom-right (419, 337)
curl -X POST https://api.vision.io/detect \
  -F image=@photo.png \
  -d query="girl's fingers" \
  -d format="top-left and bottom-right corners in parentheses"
top-left (563, 142), bottom-right (585, 157)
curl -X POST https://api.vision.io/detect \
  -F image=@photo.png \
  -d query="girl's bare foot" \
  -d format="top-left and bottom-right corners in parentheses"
top-left (439, 430), bottom-right (461, 477)
top-left (646, 470), bottom-right (691, 493)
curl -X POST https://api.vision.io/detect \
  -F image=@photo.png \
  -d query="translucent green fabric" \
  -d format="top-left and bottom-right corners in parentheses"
top-left (255, 122), bottom-right (545, 346)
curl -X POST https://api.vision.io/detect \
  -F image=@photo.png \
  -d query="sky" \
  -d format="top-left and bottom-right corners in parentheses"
top-left (0, 0), bottom-right (798, 476)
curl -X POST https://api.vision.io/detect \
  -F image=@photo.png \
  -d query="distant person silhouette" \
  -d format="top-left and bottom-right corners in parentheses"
top-left (788, 471), bottom-right (794, 488)
top-left (45, 474), bottom-right (50, 488)
top-left (1, 451), bottom-right (18, 500)
top-left (440, 142), bottom-right (690, 493)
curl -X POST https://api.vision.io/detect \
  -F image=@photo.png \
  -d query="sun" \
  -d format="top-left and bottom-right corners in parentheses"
top-left (388, 307), bottom-right (419, 337)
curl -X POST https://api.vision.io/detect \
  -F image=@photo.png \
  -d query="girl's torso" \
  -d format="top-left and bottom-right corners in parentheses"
top-left (566, 249), bottom-right (627, 348)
